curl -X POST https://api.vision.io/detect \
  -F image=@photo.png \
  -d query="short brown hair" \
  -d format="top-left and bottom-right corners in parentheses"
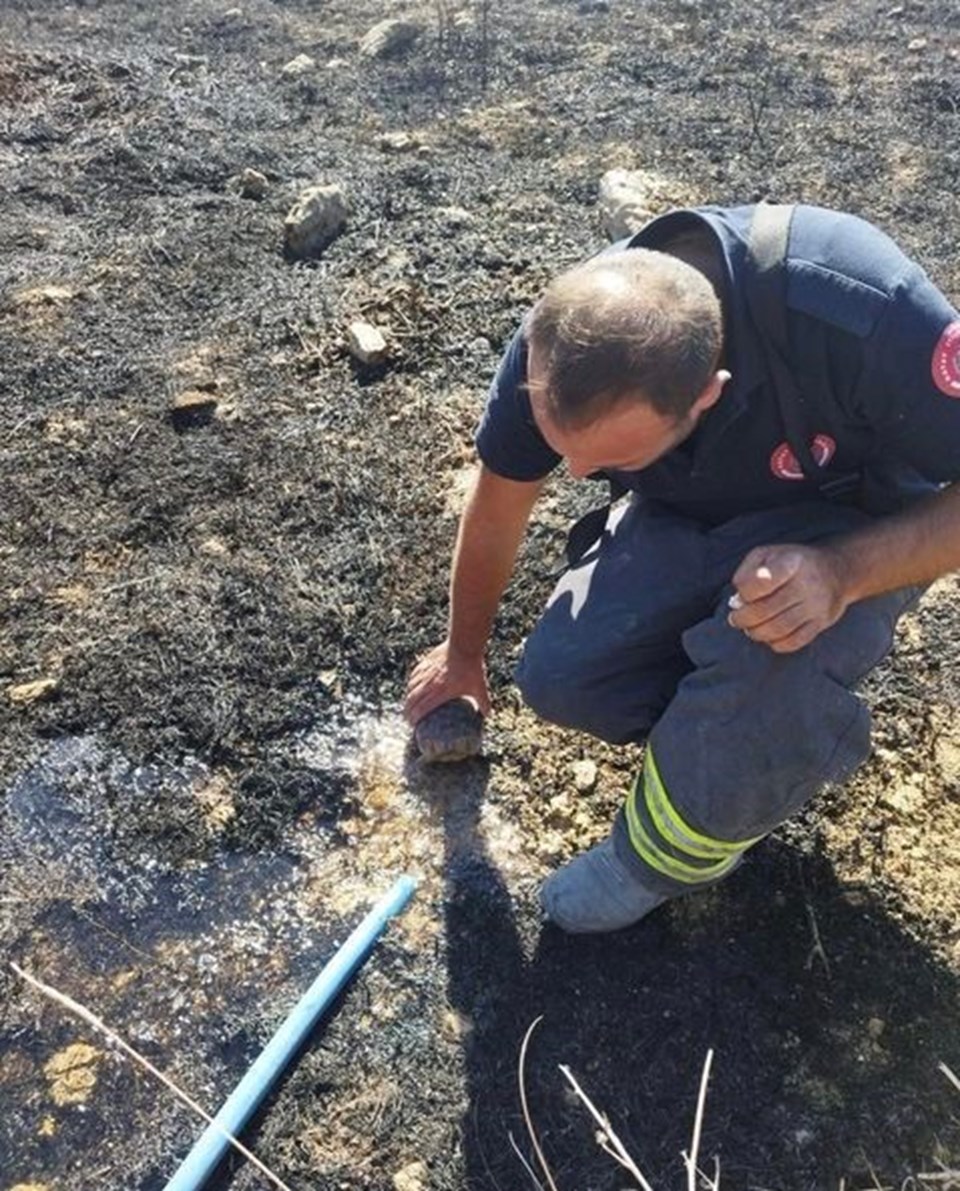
top-left (526, 248), bottom-right (723, 428)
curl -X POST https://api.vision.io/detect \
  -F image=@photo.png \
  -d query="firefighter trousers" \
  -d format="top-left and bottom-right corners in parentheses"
top-left (515, 497), bottom-right (921, 897)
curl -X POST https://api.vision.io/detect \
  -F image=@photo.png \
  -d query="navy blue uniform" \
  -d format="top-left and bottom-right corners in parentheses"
top-left (478, 205), bottom-right (960, 519)
top-left (477, 206), bottom-right (960, 897)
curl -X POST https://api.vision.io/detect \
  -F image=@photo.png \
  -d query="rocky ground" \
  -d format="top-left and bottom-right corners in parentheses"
top-left (2, 1), bottom-right (960, 1189)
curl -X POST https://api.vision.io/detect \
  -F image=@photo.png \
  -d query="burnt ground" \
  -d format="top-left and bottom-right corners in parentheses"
top-left (2, 0), bottom-right (960, 1188)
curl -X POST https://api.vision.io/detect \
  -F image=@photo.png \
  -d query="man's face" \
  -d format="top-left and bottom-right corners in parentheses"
top-left (527, 346), bottom-right (726, 480)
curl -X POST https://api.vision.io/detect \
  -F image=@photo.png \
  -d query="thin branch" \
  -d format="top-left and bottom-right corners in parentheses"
top-left (518, 1017), bottom-right (560, 1191)
top-left (939, 1062), bottom-right (960, 1096)
top-left (558, 1064), bottom-right (656, 1191)
top-left (508, 1130), bottom-right (547, 1191)
top-left (683, 1048), bottom-right (715, 1191)
top-left (10, 963), bottom-right (293, 1191)
top-left (804, 901), bottom-right (832, 980)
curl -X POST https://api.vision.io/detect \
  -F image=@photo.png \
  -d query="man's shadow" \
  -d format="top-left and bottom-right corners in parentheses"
top-left (413, 755), bottom-right (960, 1191)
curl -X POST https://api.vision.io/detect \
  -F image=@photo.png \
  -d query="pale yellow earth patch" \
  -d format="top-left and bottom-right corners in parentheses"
top-left (194, 773), bottom-right (236, 832)
top-left (37, 1115), bottom-right (57, 1137)
top-left (43, 1042), bottom-right (103, 1106)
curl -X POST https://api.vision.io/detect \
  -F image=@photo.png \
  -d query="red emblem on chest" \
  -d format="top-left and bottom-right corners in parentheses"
top-left (770, 434), bottom-right (836, 481)
top-left (932, 321), bottom-right (960, 398)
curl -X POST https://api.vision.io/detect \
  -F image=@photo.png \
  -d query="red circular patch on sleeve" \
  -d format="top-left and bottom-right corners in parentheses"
top-left (770, 434), bottom-right (836, 481)
top-left (932, 321), bottom-right (960, 398)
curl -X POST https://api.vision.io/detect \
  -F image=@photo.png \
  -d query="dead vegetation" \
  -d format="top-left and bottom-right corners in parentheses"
top-left (2, 0), bottom-right (960, 1188)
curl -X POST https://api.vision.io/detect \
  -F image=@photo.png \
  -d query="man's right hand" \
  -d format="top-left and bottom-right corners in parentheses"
top-left (404, 640), bottom-right (491, 727)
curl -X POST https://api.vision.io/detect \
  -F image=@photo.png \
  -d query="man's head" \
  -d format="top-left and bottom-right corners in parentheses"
top-left (525, 247), bottom-right (729, 477)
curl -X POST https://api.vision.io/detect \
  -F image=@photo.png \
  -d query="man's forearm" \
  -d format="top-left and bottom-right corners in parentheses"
top-left (830, 482), bottom-right (960, 604)
top-left (446, 465), bottom-right (545, 658)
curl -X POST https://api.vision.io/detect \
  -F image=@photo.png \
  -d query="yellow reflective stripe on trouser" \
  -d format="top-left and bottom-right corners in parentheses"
top-left (623, 748), bottom-right (764, 886)
top-left (643, 747), bottom-right (764, 860)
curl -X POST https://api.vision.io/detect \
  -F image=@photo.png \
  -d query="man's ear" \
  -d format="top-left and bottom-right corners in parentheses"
top-left (692, 369), bottom-right (731, 415)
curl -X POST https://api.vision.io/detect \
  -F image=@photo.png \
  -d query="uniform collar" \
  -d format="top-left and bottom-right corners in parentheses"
top-left (627, 206), bottom-right (767, 470)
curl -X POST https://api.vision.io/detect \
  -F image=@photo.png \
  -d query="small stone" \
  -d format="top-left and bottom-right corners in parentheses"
top-left (879, 781), bottom-right (923, 816)
top-left (393, 1161), bottom-right (427, 1191)
top-left (440, 1008), bottom-right (473, 1041)
top-left (347, 320), bottom-right (389, 365)
top-left (173, 389), bottom-right (218, 413)
top-left (170, 389), bottom-right (219, 428)
top-left (360, 18), bottom-right (422, 59)
top-left (867, 1017), bottom-right (886, 1039)
top-left (220, 6), bottom-right (243, 19)
top-left (326, 57), bottom-right (349, 69)
top-left (907, 36), bottom-right (928, 51)
top-left (13, 284), bottom-right (74, 307)
top-left (415, 698), bottom-right (483, 763)
top-left (571, 759), bottom-right (598, 792)
top-left (8, 678), bottom-right (59, 705)
top-left (598, 167), bottom-right (673, 239)
top-left (437, 204), bottom-right (474, 227)
top-left (284, 183), bottom-right (349, 258)
top-left (235, 167), bottom-right (268, 199)
top-left (281, 53), bottom-right (316, 76)
top-left (379, 130), bottom-right (416, 152)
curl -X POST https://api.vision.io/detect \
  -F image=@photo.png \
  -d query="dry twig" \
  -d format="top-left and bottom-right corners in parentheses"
top-left (682, 1048), bottom-right (717, 1191)
top-left (804, 901), bottom-right (832, 979)
top-left (558, 1064), bottom-right (656, 1191)
top-left (939, 1062), bottom-right (960, 1096)
top-left (10, 962), bottom-right (294, 1191)
top-left (509, 1130), bottom-right (547, 1191)
top-left (518, 1017), bottom-right (560, 1191)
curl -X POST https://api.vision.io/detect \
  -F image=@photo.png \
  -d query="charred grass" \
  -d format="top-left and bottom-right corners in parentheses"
top-left (3, 0), bottom-right (960, 1188)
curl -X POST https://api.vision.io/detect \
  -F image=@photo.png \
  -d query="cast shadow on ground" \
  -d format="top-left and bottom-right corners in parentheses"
top-left (423, 776), bottom-right (960, 1191)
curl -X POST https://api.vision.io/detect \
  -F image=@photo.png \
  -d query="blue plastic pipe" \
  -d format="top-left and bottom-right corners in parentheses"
top-left (164, 874), bottom-right (417, 1191)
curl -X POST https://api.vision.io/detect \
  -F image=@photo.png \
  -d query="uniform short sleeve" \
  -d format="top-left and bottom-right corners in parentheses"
top-left (865, 263), bottom-right (960, 483)
top-left (474, 327), bottom-right (561, 481)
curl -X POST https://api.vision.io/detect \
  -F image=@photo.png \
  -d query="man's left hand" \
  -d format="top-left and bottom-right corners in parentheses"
top-left (728, 543), bottom-right (850, 653)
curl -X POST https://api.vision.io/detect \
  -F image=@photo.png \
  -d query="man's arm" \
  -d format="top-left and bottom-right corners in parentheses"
top-left (404, 462), bottom-right (547, 724)
top-left (728, 483), bottom-right (960, 652)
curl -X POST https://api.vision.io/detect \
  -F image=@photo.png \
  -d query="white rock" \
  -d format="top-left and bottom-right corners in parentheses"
top-left (880, 780), bottom-right (924, 816)
top-left (571, 759), bottom-right (597, 792)
top-left (347, 320), bottom-right (389, 365)
top-left (284, 184), bottom-right (349, 258)
top-left (8, 677), bottom-right (59, 705)
top-left (598, 167), bottom-right (673, 239)
top-left (437, 205), bottom-right (474, 227)
top-left (393, 1161), bottom-right (427, 1191)
top-left (172, 389), bottom-right (218, 414)
top-left (907, 36), bottom-right (928, 51)
top-left (281, 53), bottom-right (316, 77)
top-left (360, 18), bottom-right (422, 59)
top-left (13, 284), bottom-right (74, 307)
top-left (379, 130), bottom-right (416, 152)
